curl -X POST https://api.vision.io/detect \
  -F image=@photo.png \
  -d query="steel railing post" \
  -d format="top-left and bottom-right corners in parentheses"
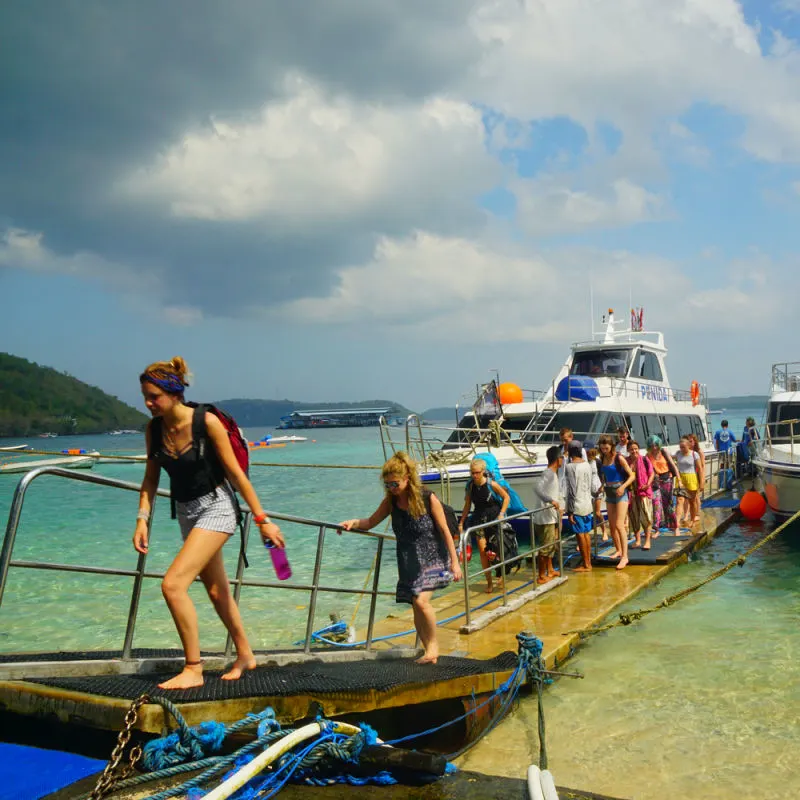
top-left (224, 511), bottom-right (253, 658)
top-left (121, 496), bottom-right (157, 660)
top-left (302, 524), bottom-right (328, 654)
top-left (364, 537), bottom-right (384, 650)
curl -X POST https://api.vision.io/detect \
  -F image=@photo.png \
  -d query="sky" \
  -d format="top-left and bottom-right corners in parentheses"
top-left (2, 0), bottom-right (800, 412)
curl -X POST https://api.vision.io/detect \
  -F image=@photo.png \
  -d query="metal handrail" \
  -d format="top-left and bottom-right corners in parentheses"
top-left (0, 467), bottom-right (396, 660)
top-left (459, 505), bottom-right (564, 630)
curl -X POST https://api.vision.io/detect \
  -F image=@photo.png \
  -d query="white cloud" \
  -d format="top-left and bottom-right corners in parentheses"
top-left (117, 74), bottom-right (497, 228)
top-left (0, 228), bottom-right (142, 286)
top-left (514, 178), bottom-right (665, 236)
top-left (277, 230), bottom-right (791, 343)
top-left (465, 0), bottom-right (800, 164)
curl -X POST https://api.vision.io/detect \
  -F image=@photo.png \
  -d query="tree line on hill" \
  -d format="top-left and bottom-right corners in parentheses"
top-left (0, 353), bottom-right (149, 437)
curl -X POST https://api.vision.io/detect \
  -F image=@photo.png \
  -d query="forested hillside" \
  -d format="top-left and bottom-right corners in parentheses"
top-left (0, 353), bottom-right (148, 436)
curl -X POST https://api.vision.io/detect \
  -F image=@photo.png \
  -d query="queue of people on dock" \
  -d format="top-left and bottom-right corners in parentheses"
top-left (525, 426), bottom-right (702, 573)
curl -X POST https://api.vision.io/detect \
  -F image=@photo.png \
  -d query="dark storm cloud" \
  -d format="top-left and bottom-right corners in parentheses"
top-left (0, 0), bottom-right (483, 310)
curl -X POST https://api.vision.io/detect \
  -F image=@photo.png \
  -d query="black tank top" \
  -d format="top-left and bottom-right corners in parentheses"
top-left (149, 413), bottom-right (225, 503)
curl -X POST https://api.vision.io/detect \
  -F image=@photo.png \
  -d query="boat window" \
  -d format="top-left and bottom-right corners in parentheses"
top-left (570, 349), bottom-right (632, 378)
top-left (622, 415), bottom-right (648, 447)
top-left (523, 412), bottom-right (596, 444)
top-left (634, 350), bottom-right (663, 382)
top-left (502, 417), bottom-right (533, 431)
top-left (767, 403), bottom-right (800, 441)
top-left (677, 416), bottom-right (694, 439)
top-left (661, 415), bottom-right (680, 446)
top-left (643, 414), bottom-right (666, 443)
top-left (691, 415), bottom-right (706, 442)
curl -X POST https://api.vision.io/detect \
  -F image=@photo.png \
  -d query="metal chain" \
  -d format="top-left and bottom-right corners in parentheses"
top-left (90, 694), bottom-right (151, 800)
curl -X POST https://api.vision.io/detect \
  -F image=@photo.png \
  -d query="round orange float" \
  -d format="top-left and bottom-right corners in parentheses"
top-left (498, 382), bottom-right (523, 405)
top-left (739, 490), bottom-right (767, 520)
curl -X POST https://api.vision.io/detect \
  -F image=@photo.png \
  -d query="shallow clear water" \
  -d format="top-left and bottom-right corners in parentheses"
top-left (0, 426), bottom-right (407, 653)
top-left (461, 516), bottom-right (800, 798)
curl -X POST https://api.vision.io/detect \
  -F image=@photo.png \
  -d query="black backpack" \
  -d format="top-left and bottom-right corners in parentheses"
top-left (485, 522), bottom-right (519, 576)
top-left (422, 490), bottom-right (461, 540)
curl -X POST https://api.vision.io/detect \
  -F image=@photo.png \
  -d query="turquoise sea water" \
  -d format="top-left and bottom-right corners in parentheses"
top-left (4, 410), bottom-right (797, 798)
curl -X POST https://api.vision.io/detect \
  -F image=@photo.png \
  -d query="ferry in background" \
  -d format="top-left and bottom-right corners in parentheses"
top-left (382, 308), bottom-right (715, 509)
top-left (751, 362), bottom-right (800, 515)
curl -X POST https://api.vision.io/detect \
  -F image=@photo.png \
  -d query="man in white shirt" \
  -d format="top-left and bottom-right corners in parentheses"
top-left (565, 442), bottom-right (594, 572)
top-left (533, 445), bottom-right (562, 584)
top-left (615, 428), bottom-right (631, 457)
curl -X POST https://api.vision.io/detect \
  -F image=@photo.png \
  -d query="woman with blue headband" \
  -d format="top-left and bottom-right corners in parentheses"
top-left (134, 356), bottom-right (284, 690)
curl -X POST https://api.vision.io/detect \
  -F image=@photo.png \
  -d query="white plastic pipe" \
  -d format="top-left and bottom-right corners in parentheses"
top-left (527, 764), bottom-right (545, 800)
top-left (202, 721), bottom-right (363, 800)
top-left (539, 769), bottom-right (559, 800)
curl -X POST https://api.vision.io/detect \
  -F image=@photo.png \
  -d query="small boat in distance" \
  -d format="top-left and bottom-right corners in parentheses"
top-left (0, 444), bottom-right (30, 452)
top-left (751, 362), bottom-right (800, 515)
top-left (0, 453), bottom-right (99, 474)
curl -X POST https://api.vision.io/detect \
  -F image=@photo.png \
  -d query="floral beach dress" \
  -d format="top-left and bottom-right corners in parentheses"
top-left (390, 493), bottom-right (452, 604)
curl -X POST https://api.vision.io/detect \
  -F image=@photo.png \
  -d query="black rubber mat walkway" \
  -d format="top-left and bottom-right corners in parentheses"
top-left (23, 652), bottom-right (518, 703)
top-left (593, 532), bottom-right (701, 566)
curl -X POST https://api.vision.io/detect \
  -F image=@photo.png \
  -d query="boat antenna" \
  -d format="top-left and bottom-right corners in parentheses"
top-left (590, 280), bottom-right (595, 337)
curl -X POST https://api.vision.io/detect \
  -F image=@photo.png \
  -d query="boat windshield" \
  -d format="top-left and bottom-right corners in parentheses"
top-left (768, 402), bottom-right (800, 441)
top-left (570, 348), bottom-right (632, 378)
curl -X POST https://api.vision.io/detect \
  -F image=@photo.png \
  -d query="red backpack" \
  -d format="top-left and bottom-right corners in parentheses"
top-left (188, 402), bottom-right (249, 475)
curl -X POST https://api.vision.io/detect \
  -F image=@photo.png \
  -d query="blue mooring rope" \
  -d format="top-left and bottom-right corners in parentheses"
top-left (107, 633), bottom-right (548, 799)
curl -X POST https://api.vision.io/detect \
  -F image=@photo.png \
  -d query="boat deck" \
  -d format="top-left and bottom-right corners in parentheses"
top-left (0, 506), bottom-right (737, 743)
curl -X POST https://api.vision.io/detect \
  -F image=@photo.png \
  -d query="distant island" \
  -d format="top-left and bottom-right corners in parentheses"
top-left (706, 395), bottom-right (767, 410)
top-left (0, 352), bottom-right (149, 437)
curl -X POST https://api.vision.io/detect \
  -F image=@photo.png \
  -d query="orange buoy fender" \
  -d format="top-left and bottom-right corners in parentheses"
top-left (690, 380), bottom-right (700, 406)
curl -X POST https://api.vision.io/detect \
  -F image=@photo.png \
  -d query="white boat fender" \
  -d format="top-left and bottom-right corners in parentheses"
top-left (527, 765), bottom-right (545, 800)
top-left (539, 769), bottom-right (559, 800)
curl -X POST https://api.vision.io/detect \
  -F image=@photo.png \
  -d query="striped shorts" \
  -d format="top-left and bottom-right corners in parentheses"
top-left (176, 484), bottom-right (239, 540)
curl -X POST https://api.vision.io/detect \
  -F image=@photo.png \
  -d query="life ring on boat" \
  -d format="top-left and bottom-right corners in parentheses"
top-left (690, 380), bottom-right (700, 406)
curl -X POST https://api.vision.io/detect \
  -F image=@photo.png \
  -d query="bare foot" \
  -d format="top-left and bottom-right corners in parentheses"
top-left (415, 652), bottom-right (438, 665)
top-left (611, 551), bottom-right (622, 559)
top-left (486, 584), bottom-right (494, 594)
top-left (573, 565), bottom-right (592, 572)
top-left (547, 570), bottom-right (560, 579)
top-left (616, 557), bottom-right (629, 570)
top-left (630, 542), bottom-right (641, 549)
top-left (158, 663), bottom-right (204, 690)
top-left (222, 656), bottom-right (257, 681)
top-left (537, 576), bottom-right (549, 585)
top-left (652, 531), bottom-right (660, 539)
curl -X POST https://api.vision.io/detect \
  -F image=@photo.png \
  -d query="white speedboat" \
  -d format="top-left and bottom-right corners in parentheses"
top-left (0, 444), bottom-right (30, 452)
top-left (751, 362), bottom-right (800, 515)
top-left (387, 309), bottom-right (715, 509)
top-left (0, 453), bottom-right (98, 474)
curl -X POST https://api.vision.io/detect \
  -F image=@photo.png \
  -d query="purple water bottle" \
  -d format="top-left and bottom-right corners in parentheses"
top-left (264, 540), bottom-right (292, 580)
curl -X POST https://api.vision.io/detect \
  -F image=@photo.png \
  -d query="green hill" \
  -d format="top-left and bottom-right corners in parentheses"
top-left (214, 398), bottom-right (414, 427)
top-left (0, 352), bottom-right (148, 436)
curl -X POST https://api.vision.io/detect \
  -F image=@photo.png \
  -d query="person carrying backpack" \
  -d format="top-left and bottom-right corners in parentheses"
top-left (459, 458), bottom-right (510, 593)
top-left (134, 356), bottom-right (284, 690)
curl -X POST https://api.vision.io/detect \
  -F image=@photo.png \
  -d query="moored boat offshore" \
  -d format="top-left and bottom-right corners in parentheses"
top-left (751, 361), bottom-right (800, 515)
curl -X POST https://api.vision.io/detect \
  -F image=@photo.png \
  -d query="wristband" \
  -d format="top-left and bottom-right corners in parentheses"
top-left (253, 513), bottom-right (270, 525)
top-left (136, 510), bottom-right (150, 521)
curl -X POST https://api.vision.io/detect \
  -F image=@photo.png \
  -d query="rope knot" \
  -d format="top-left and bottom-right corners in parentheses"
top-left (141, 719), bottom-right (226, 772)
top-left (619, 614), bottom-right (632, 625)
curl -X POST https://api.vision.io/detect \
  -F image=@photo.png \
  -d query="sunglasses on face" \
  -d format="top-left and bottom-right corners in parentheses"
top-left (384, 481), bottom-right (401, 489)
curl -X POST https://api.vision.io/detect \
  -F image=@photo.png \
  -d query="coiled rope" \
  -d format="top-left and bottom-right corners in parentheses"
top-left (565, 506), bottom-right (800, 638)
top-left (87, 697), bottom-right (394, 800)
